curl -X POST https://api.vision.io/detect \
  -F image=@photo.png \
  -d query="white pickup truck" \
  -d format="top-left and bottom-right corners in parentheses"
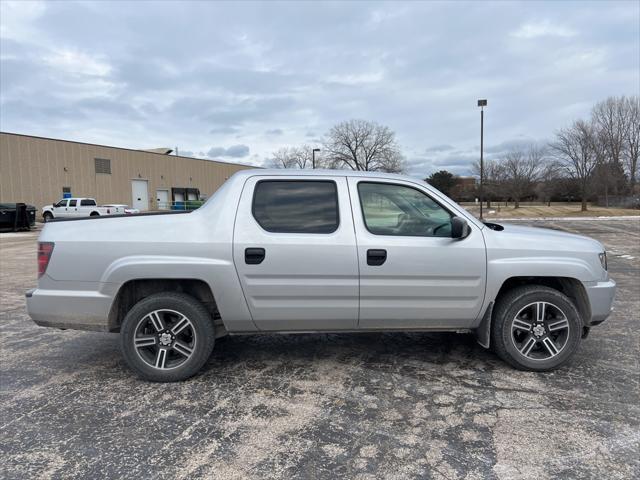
top-left (27, 170), bottom-right (615, 382)
top-left (42, 198), bottom-right (132, 221)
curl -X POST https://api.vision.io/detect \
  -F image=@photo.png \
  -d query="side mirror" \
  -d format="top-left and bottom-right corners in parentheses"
top-left (451, 216), bottom-right (470, 239)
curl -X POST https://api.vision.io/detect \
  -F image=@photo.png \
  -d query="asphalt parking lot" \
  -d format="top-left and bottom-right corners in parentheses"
top-left (1, 219), bottom-right (639, 479)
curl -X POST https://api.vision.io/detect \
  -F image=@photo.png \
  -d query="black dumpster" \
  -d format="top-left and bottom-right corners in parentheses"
top-left (0, 203), bottom-right (37, 231)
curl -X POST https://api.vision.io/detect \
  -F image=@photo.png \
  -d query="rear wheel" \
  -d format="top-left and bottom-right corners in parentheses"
top-left (90, 211), bottom-right (100, 216)
top-left (491, 285), bottom-right (582, 371)
top-left (43, 212), bottom-right (53, 222)
top-left (120, 292), bottom-right (215, 382)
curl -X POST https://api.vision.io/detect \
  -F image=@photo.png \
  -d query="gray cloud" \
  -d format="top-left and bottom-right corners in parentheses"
top-left (425, 144), bottom-right (455, 153)
top-left (1, 1), bottom-right (637, 176)
top-left (207, 144), bottom-right (250, 158)
top-left (484, 138), bottom-right (539, 154)
top-left (210, 126), bottom-right (240, 134)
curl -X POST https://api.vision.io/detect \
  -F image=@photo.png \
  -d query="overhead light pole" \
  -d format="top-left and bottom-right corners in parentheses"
top-left (477, 99), bottom-right (487, 220)
top-left (312, 148), bottom-right (320, 169)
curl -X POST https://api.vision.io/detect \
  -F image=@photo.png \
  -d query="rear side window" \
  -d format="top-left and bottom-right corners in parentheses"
top-left (80, 199), bottom-right (96, 206)
top-left (252, 180), bottom-right (339, 233)
top-left (68, 199), bottom-right (77, 207)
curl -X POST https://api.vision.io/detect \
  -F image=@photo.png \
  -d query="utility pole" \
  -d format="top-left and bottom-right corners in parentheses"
top-left (312, 148), bottom-right (320, 169)
top-left (477, 99), bottom-right (487, 220)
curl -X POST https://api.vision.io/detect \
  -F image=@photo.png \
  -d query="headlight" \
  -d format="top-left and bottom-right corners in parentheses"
top-left (599, 252), bottom-right (607, 271)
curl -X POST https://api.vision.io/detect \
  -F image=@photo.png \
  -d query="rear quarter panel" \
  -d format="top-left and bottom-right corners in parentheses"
top-left (37, 180), bottom-right (256, 331)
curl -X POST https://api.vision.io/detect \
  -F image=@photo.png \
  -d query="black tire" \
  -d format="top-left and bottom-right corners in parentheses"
top-left (491, 285), bottom-right (582, 371)
top-left (43, 212), bottom-right (53, 222)
top-left (90, 211), bottom-right (100, 216)
top-left (120, 292), bottom-right (215, 382)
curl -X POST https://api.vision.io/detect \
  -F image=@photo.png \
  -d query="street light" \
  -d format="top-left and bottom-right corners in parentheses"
top-left (312, 148), bottom-right (320, 169)
top-left (477, 99), bottom-right (487, 220)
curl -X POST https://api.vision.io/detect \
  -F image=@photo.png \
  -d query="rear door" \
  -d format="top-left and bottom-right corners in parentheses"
top-left (78, 198), bottom-right (97, 216)
top-left (233, 175), bottom-right (359, 331)
top-left (348, 178), bottom-right (487, 329)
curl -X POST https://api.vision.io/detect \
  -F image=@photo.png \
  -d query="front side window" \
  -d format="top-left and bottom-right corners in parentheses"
top-left (54, 200), bottom-right (67, 208)
top-left (252, 180), bottom-right (339, 233)
top-left (358, 182), bottom-right (453, 237)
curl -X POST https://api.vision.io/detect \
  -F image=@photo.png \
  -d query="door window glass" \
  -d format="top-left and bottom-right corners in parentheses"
top-left (54, 200), bottom-right (67, 208)
top-left (68, 199), bottom-right (77, 207)
top-left (80, 199), bottom-right (96, 206)
top-left (358, 182), bottom-right (453, 237)
top-left (253, 180), bottom-right (339, 233)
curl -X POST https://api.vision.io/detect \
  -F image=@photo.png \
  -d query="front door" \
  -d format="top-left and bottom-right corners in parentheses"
top-left (131, 180), bottom-right (149, 211)
top-left (348, 178), bottom-right (487, 329)
top-left (233, 175), bottom-right (359, 331)
top-left (52, 199), bottom-right (71, 218)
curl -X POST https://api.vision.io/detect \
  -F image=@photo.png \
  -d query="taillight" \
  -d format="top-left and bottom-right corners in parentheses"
top-left (38, 242), bottom-right (54, 278)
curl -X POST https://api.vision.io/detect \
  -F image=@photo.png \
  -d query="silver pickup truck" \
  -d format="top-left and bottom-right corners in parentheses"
top-left (26, 170), bottom-right (616, 381)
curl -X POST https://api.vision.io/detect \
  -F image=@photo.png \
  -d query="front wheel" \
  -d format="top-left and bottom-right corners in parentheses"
top-left (120, 292), bottom-right (215, 382)
top-left (43, 212), bottom-right (53, 222)
top-left (491, 285), bottom-right (582, 371)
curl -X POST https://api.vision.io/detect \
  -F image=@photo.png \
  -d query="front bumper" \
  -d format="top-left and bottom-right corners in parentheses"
top-left (25, 287), bottom-right (113, 332)
top-left (584, 279), bottom-right (616, 325)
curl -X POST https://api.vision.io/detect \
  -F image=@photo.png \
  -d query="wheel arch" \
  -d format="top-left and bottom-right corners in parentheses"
top-left (108, 278), bottom-right (226, 336)
top-left (475, 276), bottom-right (590, 348)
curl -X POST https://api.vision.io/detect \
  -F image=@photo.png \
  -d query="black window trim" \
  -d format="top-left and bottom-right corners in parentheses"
top-left (356, 180), bottom-right (456, 238)
top-left (251, 179), bottom-right (340, 234)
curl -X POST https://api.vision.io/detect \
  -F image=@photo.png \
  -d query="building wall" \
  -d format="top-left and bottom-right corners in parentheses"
top-left (0, 132), bottom-right (255, 212)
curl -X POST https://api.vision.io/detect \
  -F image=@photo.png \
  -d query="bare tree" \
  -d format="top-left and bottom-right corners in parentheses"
top-left (268, 146), bottom-right (314, 169)
top-left (471, 159), bottom-right (504, 208)
top-left (535, 160), bottom-right (562, 206)
top-left (549, 120), bottom-right (600, 211)
top-left (592, 96), bottom-right (629, 201)
top-left (322, 119), bottom-right (405, 172)
top-left (624, 96), bottom-right (639, 191)
top-left (499, 145), bottom-right (545, 208)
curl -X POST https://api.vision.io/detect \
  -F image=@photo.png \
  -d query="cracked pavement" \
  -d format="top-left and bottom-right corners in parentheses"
top-left (1, 219), bottom-right (639, 479)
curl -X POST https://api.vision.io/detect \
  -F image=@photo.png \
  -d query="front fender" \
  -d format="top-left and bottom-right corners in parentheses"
top-left (485, 256), bottom-right (596, 303)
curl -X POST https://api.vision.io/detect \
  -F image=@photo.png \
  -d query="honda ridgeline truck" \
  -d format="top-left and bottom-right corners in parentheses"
top-left (26, 170), bottom-right (616, 381)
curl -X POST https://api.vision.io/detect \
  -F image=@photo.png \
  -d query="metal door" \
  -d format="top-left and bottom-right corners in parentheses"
top-left (348, 178), bottom-right (487, 330)
top-left (233, 175), bottom-right (359, 331)
top-left (131, 180), bottom-right (149, 211)
top-left (156, 189), bottom-right (169, 210)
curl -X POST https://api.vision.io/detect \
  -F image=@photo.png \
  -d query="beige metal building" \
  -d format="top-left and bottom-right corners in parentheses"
top-left (0, 132), bottom-right (255, 213)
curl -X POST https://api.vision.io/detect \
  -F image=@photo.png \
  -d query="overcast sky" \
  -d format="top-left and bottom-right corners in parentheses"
top-left (1, 1), bottom-right (638, 177)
